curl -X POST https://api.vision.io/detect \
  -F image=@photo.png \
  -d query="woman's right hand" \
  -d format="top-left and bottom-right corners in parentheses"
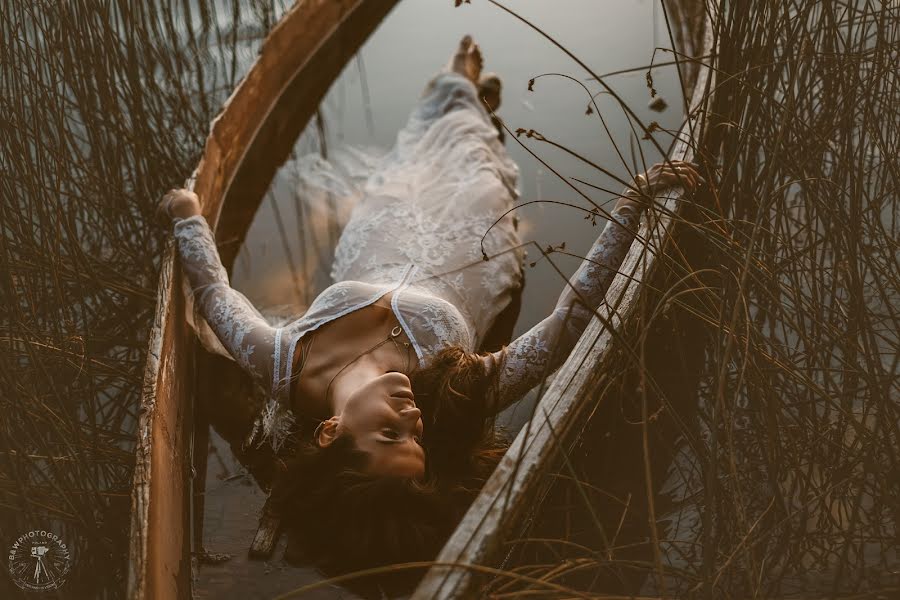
top-left (157, 188), bottom-right (201, 224)
top-left (616, 160), bottom-right (705, 211)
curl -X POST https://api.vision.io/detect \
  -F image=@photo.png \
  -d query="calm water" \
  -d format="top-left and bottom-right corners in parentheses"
top-left (199, 0), bottom-right (687, 596)
top-left (232, 0), bottom-right (684, 332)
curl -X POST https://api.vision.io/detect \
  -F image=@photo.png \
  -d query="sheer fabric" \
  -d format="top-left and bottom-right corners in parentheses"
top-left (172, 70), bottom-right (641, 451)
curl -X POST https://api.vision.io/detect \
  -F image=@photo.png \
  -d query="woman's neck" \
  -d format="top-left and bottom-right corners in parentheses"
top-left (289, 303), bottom-right (414, 417)
top-left (328, 358), bottom-right (386, 415)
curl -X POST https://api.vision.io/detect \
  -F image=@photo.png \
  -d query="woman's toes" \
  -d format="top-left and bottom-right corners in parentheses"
top-left (467, 43), bottom-right (484, 82)
top-left (450, 35), bottom-right (484, 83)
top-left (451, 35), bottom-right (474, 75)
top-left (478, 73), bottom-right (502, 111)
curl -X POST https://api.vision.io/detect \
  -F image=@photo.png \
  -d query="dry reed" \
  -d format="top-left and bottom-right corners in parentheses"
top-left (2, 0), bottom-right (897, 598)
top-left (0, 1), bottom-right (285, 597)
top-left (467, 0), bottom-right (899, 598)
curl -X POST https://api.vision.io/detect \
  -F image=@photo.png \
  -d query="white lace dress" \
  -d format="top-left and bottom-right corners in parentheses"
top-left (172, 70), bottom-right (641, 451)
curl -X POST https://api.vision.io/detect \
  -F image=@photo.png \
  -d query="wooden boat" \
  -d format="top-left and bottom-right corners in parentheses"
top-left (129, 0), bottom-right (716, 597)
top-left (410, 6), bottom-right (717, 597)
top-left (127, 2), bottom-right (400, 597)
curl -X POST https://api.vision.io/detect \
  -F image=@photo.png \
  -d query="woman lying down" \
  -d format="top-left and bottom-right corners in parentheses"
top-left (157, 35), bottom-right (703, 577)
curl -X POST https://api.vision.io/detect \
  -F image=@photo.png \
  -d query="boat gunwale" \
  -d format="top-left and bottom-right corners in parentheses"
top-left (127, 1), bottom-right (400, 597)
top-left (411, 7), bottom-right (719, 597)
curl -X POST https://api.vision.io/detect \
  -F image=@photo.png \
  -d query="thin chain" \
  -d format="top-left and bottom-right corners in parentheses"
top-left (322, 324), bottom-right (410, 406)
top-left (389, 328), bottom-right (413, 372)
top-left (294, 331), bottom-right (316, 380)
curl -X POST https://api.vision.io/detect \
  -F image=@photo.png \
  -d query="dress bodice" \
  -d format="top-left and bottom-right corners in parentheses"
top-left (272, 266), bottom-right (476, 404)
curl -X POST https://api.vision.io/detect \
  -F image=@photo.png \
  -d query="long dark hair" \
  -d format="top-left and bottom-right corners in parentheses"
top-left (269, 345), bottom-right (508, 577)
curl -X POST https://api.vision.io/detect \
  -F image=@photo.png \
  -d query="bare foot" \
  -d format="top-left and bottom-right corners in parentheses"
top-left (450, 35), bottom-right (483, 83)
top-left (478, 72), bottom-right (502, 112)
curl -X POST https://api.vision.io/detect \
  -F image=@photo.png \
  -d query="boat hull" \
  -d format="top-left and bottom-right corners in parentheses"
top-left (127, 1), bottom-right (399, 598)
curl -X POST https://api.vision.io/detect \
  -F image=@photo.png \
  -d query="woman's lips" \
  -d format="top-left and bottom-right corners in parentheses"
top-left (392, 388), bottom-right (415, 402)
top-left (384, 371), bottom-right (415, 404)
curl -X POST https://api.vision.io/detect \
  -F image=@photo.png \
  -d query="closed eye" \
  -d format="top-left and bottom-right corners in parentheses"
top-left (381, 429), bottom-right (400, 441)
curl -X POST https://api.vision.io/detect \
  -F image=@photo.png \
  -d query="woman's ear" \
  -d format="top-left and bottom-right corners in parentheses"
top-left (315, 416), bottom-right (341, 448)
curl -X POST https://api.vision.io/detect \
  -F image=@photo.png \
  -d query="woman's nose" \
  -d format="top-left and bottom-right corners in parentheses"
top-left (400, 407), bottom-right (422, 421)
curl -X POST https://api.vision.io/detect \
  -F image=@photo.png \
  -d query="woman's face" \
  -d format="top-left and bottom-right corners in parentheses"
top-left (336, 371), bottom-right (426, 478)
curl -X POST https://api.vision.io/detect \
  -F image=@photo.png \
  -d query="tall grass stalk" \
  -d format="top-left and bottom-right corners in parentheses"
top-left (471, 0), bottom-right (899, 597)
top-left (0, 1), bottom-right (286, 597)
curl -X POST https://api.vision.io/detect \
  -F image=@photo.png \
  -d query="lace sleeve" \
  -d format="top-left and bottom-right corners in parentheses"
top-left (484, 206), bottom-right (642, 413)
top-left (172, 215), bottom-right (284, 394)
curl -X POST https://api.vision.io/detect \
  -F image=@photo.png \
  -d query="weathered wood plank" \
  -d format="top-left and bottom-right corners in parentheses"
top-left (248, 497), bottom-right (282, 559)
top-left (128, 241), bottom-right (193, 600)
top-left (412, 10), bottom-right (717, 598)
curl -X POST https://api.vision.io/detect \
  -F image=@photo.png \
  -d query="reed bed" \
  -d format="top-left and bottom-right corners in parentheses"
top-left (466, 0), bottom-right (899, 598)
top-left (0, 1), bottom-right (285, 596)
top-left (1, 0), bottom-right (897, 598)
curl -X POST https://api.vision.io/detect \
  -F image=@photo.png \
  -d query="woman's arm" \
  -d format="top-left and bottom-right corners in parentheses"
top-left (483, 160), bottom-right (703, 414)
top-left (159, 190), bottom-right (285, 394)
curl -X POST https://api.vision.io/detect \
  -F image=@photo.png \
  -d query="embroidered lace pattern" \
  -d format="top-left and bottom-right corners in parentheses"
top-left (482, 207), bottom-right (641, 412)
top-left (171, 70), bottom-right (641, 451)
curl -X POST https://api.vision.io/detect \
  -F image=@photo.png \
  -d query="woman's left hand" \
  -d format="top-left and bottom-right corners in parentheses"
top-left (616, 160), bottom-right (705, 212)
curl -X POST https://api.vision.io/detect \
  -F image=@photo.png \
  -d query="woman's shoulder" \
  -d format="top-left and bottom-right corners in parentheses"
top-left (396, 289), bottom-right (476, 354)
top-left (307, 280), bottom-right (395, 317)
